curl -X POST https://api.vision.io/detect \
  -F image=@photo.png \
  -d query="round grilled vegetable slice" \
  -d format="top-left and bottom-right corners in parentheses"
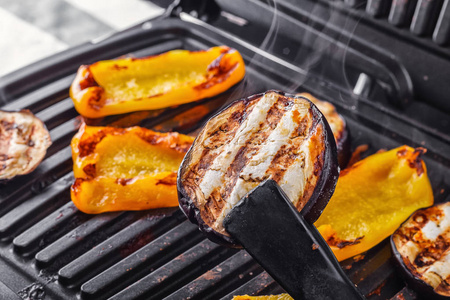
top-left (178, 90), bottom-right (339, 247)
top-left (391, 202), bottom-right (450, 299)
top-left (0, 110), bottom-right (52, 180)
top-left (297, 93), bottom-right (350, 168)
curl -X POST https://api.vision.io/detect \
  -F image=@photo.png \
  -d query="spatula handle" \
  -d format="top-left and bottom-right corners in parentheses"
top-left (224, 180), bottom-right (364, 300)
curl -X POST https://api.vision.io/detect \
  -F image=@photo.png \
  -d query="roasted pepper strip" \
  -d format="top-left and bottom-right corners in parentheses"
top-left (70, 123), bottom-right (194, 214)
top-left (315, 146), bottom-right (434, 262)
top-left (70, 46), bottom-right (245, 118)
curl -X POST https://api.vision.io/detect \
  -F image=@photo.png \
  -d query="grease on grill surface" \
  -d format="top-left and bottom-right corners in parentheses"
top-left (179, 91), bottom-right (331, 236)
top-left (0, 110), bottom-right (51, 180)
top-left (392, 202), bottom-right (450, 297)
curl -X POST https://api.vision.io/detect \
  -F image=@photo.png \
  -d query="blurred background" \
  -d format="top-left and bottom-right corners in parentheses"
top-left (0, 0), bottom-right (163, 77)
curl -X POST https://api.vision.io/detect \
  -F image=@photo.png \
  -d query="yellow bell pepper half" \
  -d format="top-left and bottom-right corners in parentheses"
top-left (70, 123), bottom-right (194, 214)
top-left (315, 145), bottom-right (434, 262)
top-left (70, 46), bottom-right (246, 118)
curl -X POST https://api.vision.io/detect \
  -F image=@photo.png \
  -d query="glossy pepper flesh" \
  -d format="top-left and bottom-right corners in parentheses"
top-left (315, 145), bottom-right (434, 262)
top-left (71, 123), bottom-right (194, 214)
top-left (70, 46), bottom-right (246, 118)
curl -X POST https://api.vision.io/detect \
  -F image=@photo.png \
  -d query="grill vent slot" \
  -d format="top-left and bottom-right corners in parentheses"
top-left (339, 0), bottom-right (449, 45)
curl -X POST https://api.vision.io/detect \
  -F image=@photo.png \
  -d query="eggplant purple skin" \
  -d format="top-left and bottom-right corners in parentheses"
top-left (390, 203), bottom-right (450, 300)
top-left (177, 90), bottom-right (340, 248)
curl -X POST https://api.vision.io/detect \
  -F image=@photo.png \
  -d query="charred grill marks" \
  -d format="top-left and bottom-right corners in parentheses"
top-left (184, 99), bottom-right (257, 196)
top-left (197, 94), bottom-right (279, 201)
top-left (181, 91), bottom-right (328, 234)
top-left (392, 202), bottom-right (450, 296)
top-left (222, 98), bottom-right (293, 201)
top-left (0, 110), bottom-right (52, 180)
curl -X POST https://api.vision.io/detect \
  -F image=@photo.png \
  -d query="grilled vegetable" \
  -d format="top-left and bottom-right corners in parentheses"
top-left (71, 123), bottom-right (194, 214)
top-left (297, 93), bottom-right (350, 168)
top-left (70, 46), bottom-right (245, 118)
top-left (0, 110), bottom-right (51, 180)
top-left (178, 90), bottom-right (339, 247)
top-left (391, 202), bottom-right (450, 299)
top-left (315, 146), bottom-right (434, 262)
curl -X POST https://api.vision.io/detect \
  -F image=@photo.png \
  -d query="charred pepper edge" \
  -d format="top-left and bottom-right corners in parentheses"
top-left (74, 122), bottom-right (193, 162)
top-left (70, 46), bottom-right (246, 118)
top-left (177, 90), bottom-right (340, 248)
top-left (390, 202), bottom-right (449, 300)
top-left (71, 123), bottom-right (194, 214)
top-left (72, 48), bottom-right (234, 93)
top-left (316, 145), bottom-right (433, 262)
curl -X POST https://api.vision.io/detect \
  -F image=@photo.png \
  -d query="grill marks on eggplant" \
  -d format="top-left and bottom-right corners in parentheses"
top-left (0, 110), bottom-right (51, 180)
top-left (221, 99), bottom-right (294, 201)
top-left (195, 94), bottom-right (286, 230)
top-left (215, 97), bottom-right (308, 230)
top-left (181, 92), bottom-right (328, 235)
top-left (392, 202), bottom-right (450, 297)
top-left (297, 93), bottom-right (350, 168)
top-left (292, 125), bottom-right (325, 211)
top-left (181, 99), bottom-right (258, 215)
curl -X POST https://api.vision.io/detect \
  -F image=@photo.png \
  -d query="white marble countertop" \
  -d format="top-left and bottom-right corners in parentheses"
top-left (0, 0), bottom-right (164, 78)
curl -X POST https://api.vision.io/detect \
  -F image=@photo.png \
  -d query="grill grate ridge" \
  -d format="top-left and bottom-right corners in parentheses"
top-left (346, 242), bottom-right (393, 284)
top-left (1, 76), bottom-right (74, 113)
top-left (13, 201), bottom-right (83, 257)
top-left (46, 121), bottom-right (79, 157)
top-left (58, 210), bottom-right (186, 288)
top-left (0, 173), bottom-right (72, 242)
top-left (356, 261), bottom-right (399, 297)
top-left (166, 251), bottom-right (264, 300)
top-left (108, 239), bottom-right (237, 300)
top-left (0, 148), bottom-right (73, 218)
top-left (80, 220), bottom-right (204, 299)
top-left (35, 98), bottom-right (78, 130)
top-left (36, 212), bottom-right (129, 270)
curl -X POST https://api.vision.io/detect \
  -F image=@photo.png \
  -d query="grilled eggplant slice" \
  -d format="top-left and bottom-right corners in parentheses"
top-left (178, 90), bottom-right (339, 247)
top-left (0, 110), bottom-right (51, 180)
top-left (391, 202), bottom-right (450, 299)
top-left (297, 93), bottom-right (350, 168)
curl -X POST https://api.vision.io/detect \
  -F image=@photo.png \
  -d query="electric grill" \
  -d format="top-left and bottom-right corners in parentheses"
top-left (0, 0), bottom-right (449, 299)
